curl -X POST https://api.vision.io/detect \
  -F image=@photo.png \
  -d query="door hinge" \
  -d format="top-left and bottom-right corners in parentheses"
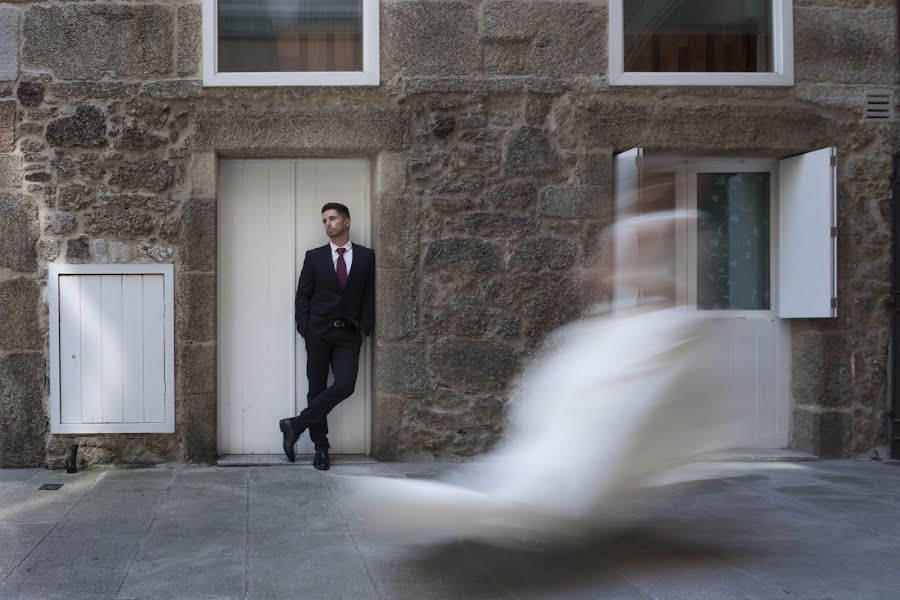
top-left (830, 155), bottom-right (837, 167)
top-left (831, 297), bottom-right (838, 309)
top-left (831, 226), bottom-right (838, 237)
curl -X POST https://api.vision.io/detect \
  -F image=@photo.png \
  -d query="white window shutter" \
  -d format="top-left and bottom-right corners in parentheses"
top-left (613, 148), bottom-right (643, 309)
top-left (777, 147), bottom-right (837, 318)
top-left (49, 264), bottom-right (175, 434)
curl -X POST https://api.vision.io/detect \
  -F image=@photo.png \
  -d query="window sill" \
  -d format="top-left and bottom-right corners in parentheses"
top-left (609, 71), bottom-right (794, 87)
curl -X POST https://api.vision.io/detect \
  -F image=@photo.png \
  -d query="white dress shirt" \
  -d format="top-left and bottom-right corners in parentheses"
top-left (330, 240), bottom-right (353, 275)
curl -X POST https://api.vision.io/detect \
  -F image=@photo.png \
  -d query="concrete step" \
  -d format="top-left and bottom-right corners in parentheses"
top-left (216, 454), bottom-right (377, 467)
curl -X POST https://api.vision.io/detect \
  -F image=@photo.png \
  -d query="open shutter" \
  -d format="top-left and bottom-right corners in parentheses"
top-left (778, 147), bottom-right (837, 318)
top-left (613, 148), bottom-right (643, 308)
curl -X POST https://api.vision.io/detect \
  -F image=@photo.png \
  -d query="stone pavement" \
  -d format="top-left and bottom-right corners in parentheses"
top-left (0, 459), bottom-right (899, 600)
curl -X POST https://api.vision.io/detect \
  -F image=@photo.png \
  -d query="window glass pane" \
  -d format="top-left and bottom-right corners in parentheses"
top-left (697, 172), bottom-right (770, 310)
top-left (624, 0), bottom-right (772, 73)
top-left (218, 0), bottom-right (363, 73)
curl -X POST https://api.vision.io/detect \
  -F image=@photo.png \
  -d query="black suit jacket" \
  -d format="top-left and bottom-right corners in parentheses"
top-left (295, 243), bottom-right (376, 337)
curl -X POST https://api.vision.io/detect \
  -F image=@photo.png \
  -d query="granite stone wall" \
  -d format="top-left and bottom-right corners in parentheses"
top-left (0, 0), bottom-right (896, 466)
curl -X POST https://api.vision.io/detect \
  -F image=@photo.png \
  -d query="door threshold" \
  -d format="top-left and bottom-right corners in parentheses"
top-left (700, 449), bottom-right (817, 462)
top-left (217, 454), bottom-right (377, 467)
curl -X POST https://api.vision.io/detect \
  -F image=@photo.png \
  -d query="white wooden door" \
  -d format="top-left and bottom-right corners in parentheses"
top-left (294, 160), bottom-right (371, 455)
top-left (217, 159), bottom-right (371, 455)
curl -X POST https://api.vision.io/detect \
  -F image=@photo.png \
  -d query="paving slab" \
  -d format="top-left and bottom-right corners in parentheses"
top-left (157, 483), bottom-right (248, 518)
top-left (248, 484), bottom-right (343, 534)
top-left (0, 534), bottom-right (139, 600)
top-left (0, 460), bottom-right (897, 599)
top-left (117, 517), bottom-right (246, 599)
top-left (0, 522), bottom-right (53, 578)
top-left (247, 531), bottom-right (378, 600)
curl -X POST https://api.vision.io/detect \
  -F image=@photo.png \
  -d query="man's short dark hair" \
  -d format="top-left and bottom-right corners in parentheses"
top-left (321, 203), bottom-right (350, 220)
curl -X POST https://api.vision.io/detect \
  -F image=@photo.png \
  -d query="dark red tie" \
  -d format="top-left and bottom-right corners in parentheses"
top-left (336, 247), bottom-right (348, 290)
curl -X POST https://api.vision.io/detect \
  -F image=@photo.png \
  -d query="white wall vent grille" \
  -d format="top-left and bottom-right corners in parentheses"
top-left (49, 264), bottom-right (175, 434)
top-left (864, 89), bottom-right (895, 121)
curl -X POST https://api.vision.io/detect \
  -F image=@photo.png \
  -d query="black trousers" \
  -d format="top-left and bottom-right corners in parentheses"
top-left (291, 326), bottom-right (362, 449)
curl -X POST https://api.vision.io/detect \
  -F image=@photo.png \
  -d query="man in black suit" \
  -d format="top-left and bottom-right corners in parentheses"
top-left (279, 202), bottom-right (375, 470)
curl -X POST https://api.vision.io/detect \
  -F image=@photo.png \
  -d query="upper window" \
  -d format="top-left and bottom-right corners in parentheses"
top-left (609, 0), bottom-right (793, 86)
top-left (202, 0), bottom-right (380, 86)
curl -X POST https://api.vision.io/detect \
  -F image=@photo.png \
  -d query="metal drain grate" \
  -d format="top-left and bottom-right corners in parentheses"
top-left (864, 89), bottom-right (894, 121)
top-left (38, 483), bottom-right (64, 490)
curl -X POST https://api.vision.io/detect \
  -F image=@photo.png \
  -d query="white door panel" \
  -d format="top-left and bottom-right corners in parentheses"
top-left (218, 159), bottom-right (371, 456)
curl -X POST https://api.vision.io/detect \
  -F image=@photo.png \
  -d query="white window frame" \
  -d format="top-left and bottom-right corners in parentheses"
top-left (608, 0), bottom-right (794, 87)
top-left (202, 0), bottom-right (380, 87)
top-left (641, 156), bottom-right (779, 317)
top-left (49, 263), bottom-right (175, 434)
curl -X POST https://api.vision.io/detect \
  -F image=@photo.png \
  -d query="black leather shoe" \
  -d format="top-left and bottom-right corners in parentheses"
top-left (279, 419), bottom-right (302, 463)
top-left (313, 447), bottom-right (330, 470)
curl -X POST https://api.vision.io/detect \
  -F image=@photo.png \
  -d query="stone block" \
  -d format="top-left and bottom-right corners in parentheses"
top-left (377, 195), bottom-right (419, 269)
top-left (57, 183), bottom-right (95, 210)
top-left (177, 272), bottom-right (216, 343)
top-left (791, 408), bottom-right (851, 457)
top-left (376, 344), bottom-right (427, 396)
top-left (89, 240), bottom-right (133, 264)
top-left (43, 211), bottom-right (76, 235)
top-left (66, 235), bottom-right (91, 264)
top-left (137, 242), bottom-right (174, 263)
top-left (0, 279), bottom-right (41, 352)
top-left (177, 4), bottom-right (202, 78)
top-left (46, 105), bottom-right (106, 148)
top-left (424, 238), bottom-right (503, 273)
top-left (376, 269), bottom-right (417, 342)
top-left (0, 193), bottom-right (38, 272)
top-left (427, 337), bottom-right (519, 390)
top-left (190, 153), bottom-right (216, 199)
top-left (504, 127), bottom-right (561, 177)
top-left (97, 193), bottom-right (177, 213)
top-left (180, 394), bottom-right (216, 463)
top-left (39, 239), bottom-right (60, 262)
top-left (431, 196), bottom-right (481, 213)
top-left (116, 125), bottom-right (166, 151)
top-left (483, 182), bottom-right (538, 210)
top-left (180, 197), bottom-right (216, 271)
top-left (400, 388), bottom-right (505, 457)
top-left (178, 343), bottom-right (216, 395)
top-left (0, 101), bottom-right (14, 153)
top-left (791, 331), bottom-right (852, 409)
top-left (508, 236), bottom-right (574, 271)
top-left (0, 6), bottom-right (19, 82)
top-left (83, 209), bottom-right (156, 238)
top-left (481, 0), bottom-right (606, 76)
top-left (376, 152), bottom-right (406, 196)
top-left (0, 154), bottom-right (23, 188)
top-left (382, 0), bottom-right (480, 78)
top-left (538, 186), bottom-right (610, 219)
top-left (446, 213), bottom-right (539, 238)
top-left (0, 353), bottom-right (47, 467)
top-left (372, 394), bottom-right (409, 460)
top-left (424, 301), bottom-right (493, 338)
top-left (194, 107), bottom-right (409, 153)
top-left (16, 81), bottom-right (43, 107)
top-left (574, 153), bottom-right (612, 187)
top-left (109, 156), bottom-right (174, 192)
top-left (581, 97), bottom-right (837, 155)
top-left (23, 5), bottom-right (174, 80)
top-left (794, 7), bottom-right (896, 84)
top-left (483, 40), bottom-right (529, 76)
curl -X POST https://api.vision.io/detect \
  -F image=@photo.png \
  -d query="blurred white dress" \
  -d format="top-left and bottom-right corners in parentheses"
top-left (346, 212), bottom-right (751, 545)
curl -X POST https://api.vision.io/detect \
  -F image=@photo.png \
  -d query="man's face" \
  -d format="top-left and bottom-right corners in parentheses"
top-left (322, 209), bottom-right (350, 239)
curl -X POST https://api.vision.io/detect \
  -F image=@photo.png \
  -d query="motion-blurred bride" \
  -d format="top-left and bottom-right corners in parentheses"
top-left (345, 210), bottom-right (753, 545)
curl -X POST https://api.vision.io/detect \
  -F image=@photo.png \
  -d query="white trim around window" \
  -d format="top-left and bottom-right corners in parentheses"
top-left (202, 0), bottom-right (380, 87)
top-left (608, 0), bottom-right (794, 87)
